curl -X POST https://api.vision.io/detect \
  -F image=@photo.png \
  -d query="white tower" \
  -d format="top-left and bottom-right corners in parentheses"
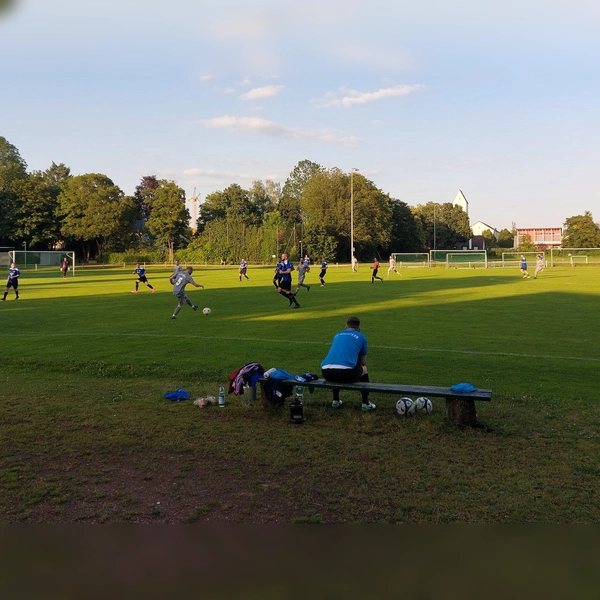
top-left (453, 190), bottom-right (468, 214)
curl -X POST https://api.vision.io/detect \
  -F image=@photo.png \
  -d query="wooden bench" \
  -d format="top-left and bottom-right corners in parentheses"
top-left (258, 378), bottom-right (492, 427)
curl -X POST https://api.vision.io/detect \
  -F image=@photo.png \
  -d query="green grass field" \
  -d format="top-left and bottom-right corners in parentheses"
top-left (1, 263), bottom-right (600, 523)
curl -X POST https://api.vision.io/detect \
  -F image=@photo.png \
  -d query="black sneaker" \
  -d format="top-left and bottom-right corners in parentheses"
top-left (293, 304), bottom-right (300, 309)
top-left (307, 285), bottom-right (311, 292)
top-left (193, 305), bottom-right (199, 311)
top-left (171, 315), bottom-right (176, 319)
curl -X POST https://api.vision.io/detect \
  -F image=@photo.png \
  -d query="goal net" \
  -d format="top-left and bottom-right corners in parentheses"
top-left (550, 248), bottom-right (600, 267)
top-left (445, 251), bottom-right (488, 269)
top-left (391, 252), bottom-right (430, 268)
top-left (8, 251), bottom-right (76, 275)
top-left (501, 251), bottom-right (544, 268)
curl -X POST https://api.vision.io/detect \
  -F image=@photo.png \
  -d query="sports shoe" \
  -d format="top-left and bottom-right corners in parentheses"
top-left (1, 298), bottom-right (5, 301)
top-left (171, 315), bottom-right (176, 319)
top-left (332, 399), bottom-right (343, 408)
top-left (292, 304), bottom-right (300, 309)
top-left (193, 305), bottom-right (199, 311)
top-left (361, 401), bottom-right (376, 412)
top-left (152, 288), bottom-right (156, 293)
top-left (132, 290), bottom-right (138, 293)
top-left (307, 285), bottom-right (311, 292)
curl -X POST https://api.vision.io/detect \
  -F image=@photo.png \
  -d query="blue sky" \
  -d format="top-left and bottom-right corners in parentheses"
top-left (1, 0), bottom-right (599, 231)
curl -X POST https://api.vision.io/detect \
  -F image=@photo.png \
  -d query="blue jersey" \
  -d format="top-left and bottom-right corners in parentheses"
top-left (8, 267), bottom-right (20, 283)
top-left (134, 267), bottom-right (146, 277)
top-left (240, 260), bottom-right (247, 269)
top-left (321, 260), bottom-right (327, 270)
top-left (321, 329), bottom-right (368, 369)
top-left (520, 257), bottom-right (527, 269)
top-left (278, 259), bottom-right (294, 283)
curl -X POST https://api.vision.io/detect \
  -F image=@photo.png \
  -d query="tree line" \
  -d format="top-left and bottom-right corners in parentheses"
top-left (1, 136), bottom-right (598, 263)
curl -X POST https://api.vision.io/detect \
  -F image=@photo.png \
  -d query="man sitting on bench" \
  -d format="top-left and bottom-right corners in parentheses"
top-left (320, 316), bottom-right (376, 412)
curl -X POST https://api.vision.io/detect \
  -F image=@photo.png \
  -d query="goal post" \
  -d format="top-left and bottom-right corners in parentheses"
top-left (8, 250), bottom-right (76, 275)
top-left (391, 252), bottom-right (430, 268)
top-left (445, 251), bottom-right (488, 269)
top-left (550, 248), bottom-right (600, 267)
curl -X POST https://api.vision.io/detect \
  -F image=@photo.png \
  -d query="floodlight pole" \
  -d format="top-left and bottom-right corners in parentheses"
top-left (23, 241), bottom-right (26, 268)
top-left (350, 168), bottom-right (359, 268)
top-left (433, 205), bottom-right (436, 251)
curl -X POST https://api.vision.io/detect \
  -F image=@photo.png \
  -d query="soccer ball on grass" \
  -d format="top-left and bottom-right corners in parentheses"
top-left (396, 397), bottom-right (414, 417)
top-left (414, 397), bottom-right (433, 414)
top-left (202, 307), bottom-right (211, 315)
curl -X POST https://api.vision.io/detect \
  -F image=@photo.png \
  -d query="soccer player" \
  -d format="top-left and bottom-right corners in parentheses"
top-left (351, 256), bottom-right (358, 272)
top-left (171, 266), bottom-right (204, 319)
top-left (520, 255), bottom-right (531, 279)
top-left (169, 260), bottom-right (184, 285)
top-left (295, 258), bottom-right (311, 293)
top-left (132, 263), bottom-right (156, 293)
top-left (60, 257), bottom-right (69, 279)
top-left (534, 254), bottom-right (544, 279)
top-left (318, 258), bottom-right (327, 286)
top-left (371, 258), bottom-right (384, 283)
top-left (2, 262), bottom-right (20, 301)
top-left (275, 252), bottom-right (300, 309)
top-left (239, 259), bottom-right (249, 281)
top-left (320, 316), bottom-right (375, 412)
top-left (387, 255), bottom-right (402, 279)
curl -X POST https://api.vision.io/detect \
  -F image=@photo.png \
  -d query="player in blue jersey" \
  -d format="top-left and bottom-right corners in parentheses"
top-left (318, 258), bottom-right (327, 286)
top-left (132, 263), bottom-right (156, 293)
top-left (2, 263), bottom-right (20, 301)
top-left (321, 316), bottom-right (375, 411)
top-left (239, 259), bottom-right (249, 281)
top-left (275, 252), bottom-right (300, 309)
top-left (520, 255), bottom-right (531, 279)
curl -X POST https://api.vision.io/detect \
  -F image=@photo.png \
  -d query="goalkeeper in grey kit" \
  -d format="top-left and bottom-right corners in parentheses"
top-left (171, 266), bottom-right (204, 319)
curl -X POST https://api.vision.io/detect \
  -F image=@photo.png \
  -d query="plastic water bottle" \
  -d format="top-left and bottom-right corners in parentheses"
top-left (218, 383), bottom-right (225, 407)
top-left (264, 367), bottom-right (276, 378)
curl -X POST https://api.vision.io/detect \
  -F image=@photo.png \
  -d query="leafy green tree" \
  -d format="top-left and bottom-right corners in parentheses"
top-left (58, 173), bottom-right (136, 261)
top-left (412, 202), bottom-right (471, 249)
top-left (134, 175), bottom-right (159, 221)
top-left (562, 212), bottom-right (600, 248)
top-left (248, 180), bottom-right (278, 218)
top-left (301, 168), bottom-right (392, 261)
top-left (482, 229), bottom-right (497, 248)
top-left (144, 180), bottom-right (191, 262)
top-left (13, 173), bottom-right (62, 248)
top-left (41, 162), bottom-right (72, 188)
top-left (388, 199), bottom-right (423, 252)
top-left (517, 233), bottom-right (536, 252)
top-left (497, 228), bottom-right (514, 248)
top-left (0, 136), bottom-right (28, 244)
top-left (280, 159), bottom-right (322, 224)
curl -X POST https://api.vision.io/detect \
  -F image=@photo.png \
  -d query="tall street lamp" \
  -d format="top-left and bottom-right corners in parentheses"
top-left (350, 168), bottom-right (359, 267)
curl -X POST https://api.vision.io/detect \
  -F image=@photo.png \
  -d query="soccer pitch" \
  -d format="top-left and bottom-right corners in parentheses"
top-left (3, 263), bottom-right (599, 400)
top-left (2, 263), bottom-right (600, 523)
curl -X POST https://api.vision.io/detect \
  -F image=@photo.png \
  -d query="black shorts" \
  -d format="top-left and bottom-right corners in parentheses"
top-left (321, 364), bottom-right (363, 384)
top-left (279, 279), bottom-right (291, 292)
top-left (319, 269), bottom-right (326, 278)
top-left (137, 275), bottom-right (148, 283)
top-left (6, 280), bottom-right (18, 289)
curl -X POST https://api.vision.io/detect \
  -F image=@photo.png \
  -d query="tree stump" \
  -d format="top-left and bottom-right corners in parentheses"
top-left (445, 397), bottom-right (477, 427)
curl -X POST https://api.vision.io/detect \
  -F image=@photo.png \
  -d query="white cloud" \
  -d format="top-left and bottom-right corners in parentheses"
top-left (240, 85), bottom-right (284, 100)
top-left (317, 84), bottom-right (425, 108)
top-left (199, 115), bottom-right (358, 146)
top-left (201, 115), bottom-right (285, 136)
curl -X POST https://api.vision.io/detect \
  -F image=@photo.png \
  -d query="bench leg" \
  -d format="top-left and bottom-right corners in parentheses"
top-left (445, 398), bottom-right (477, 427)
